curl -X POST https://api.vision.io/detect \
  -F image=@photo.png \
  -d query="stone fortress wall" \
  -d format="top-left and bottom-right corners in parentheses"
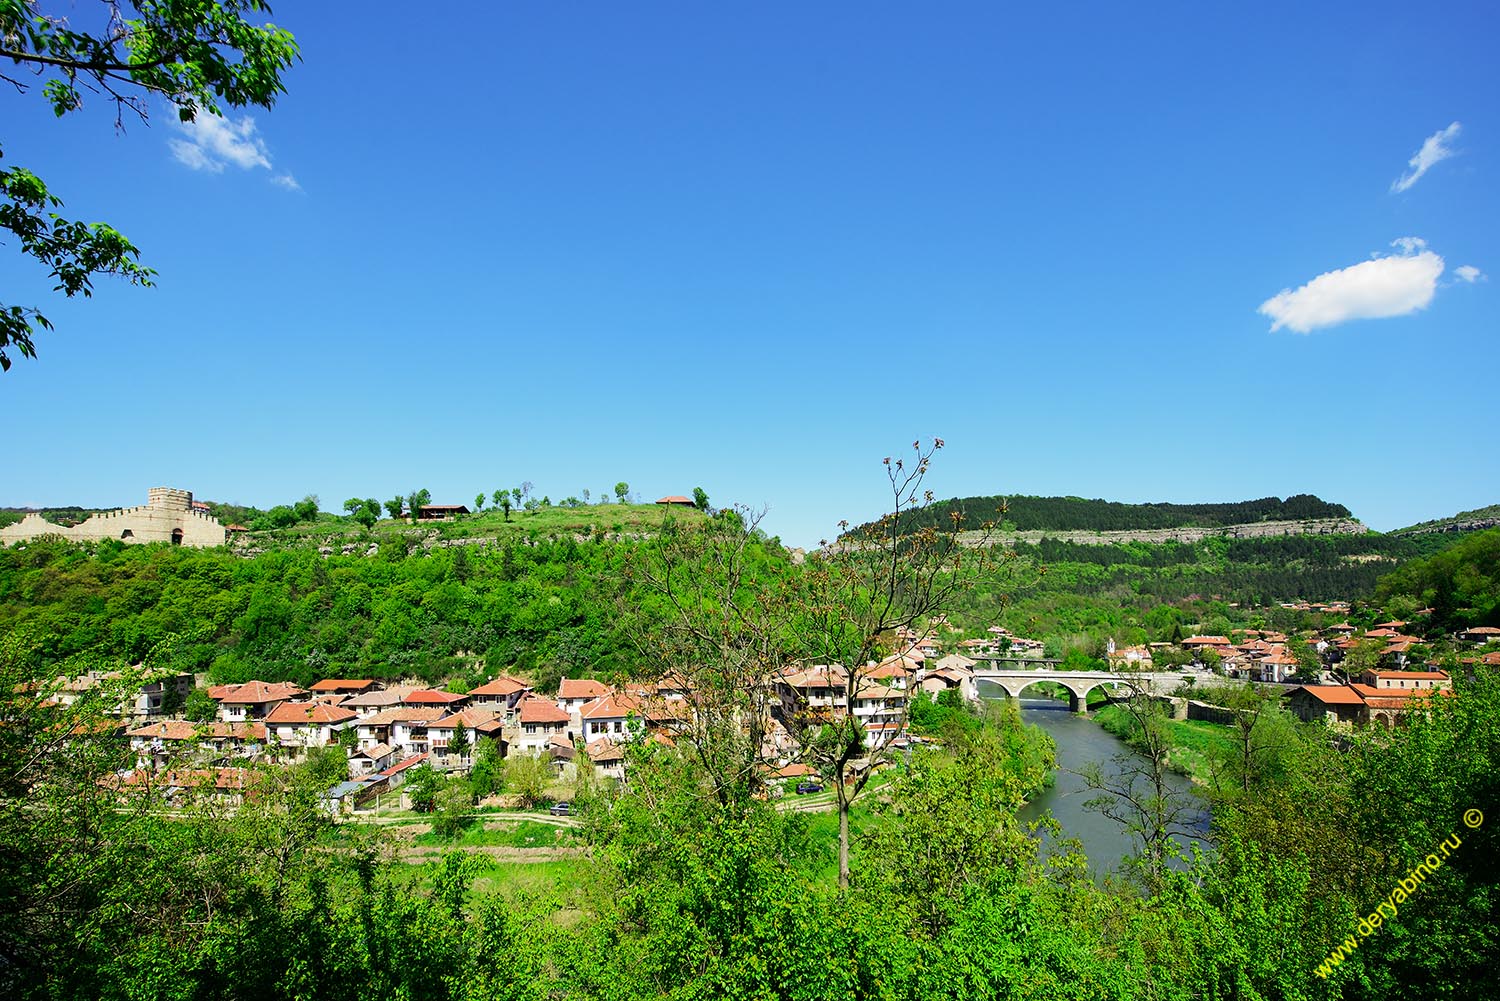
top-left (0, 487), bottom-right (227, 548)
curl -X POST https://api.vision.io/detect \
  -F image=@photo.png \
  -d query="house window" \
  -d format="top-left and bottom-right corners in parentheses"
top-left (171, 528), bottom-right (184, 545)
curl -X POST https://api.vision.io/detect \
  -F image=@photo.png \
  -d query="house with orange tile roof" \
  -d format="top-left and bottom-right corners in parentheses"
top-left (580, 693), bottom-right (643, 743)
top-left (584, 737), bottom-right (626, 780)
top-left (309, 679), bottom-right (377, 695)
top-left (215, 681), bottom-right (308, 722)
top-left (469, 675), bottom-right (531, 713)
top-left (401, 689), bottom-right (470, 709)
top-left (265, 700), bottom-right (359, 748)
top-left (516, 696), bottom-right (571, 753)
top-left (427, 708), bottom-right (501, 757)
top-left (557, 678), bottom-right (612, 713)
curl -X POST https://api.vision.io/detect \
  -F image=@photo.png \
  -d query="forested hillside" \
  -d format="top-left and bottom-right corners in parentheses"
top-left (894, 493), bottom-right (1352, 534)
top-left (1375, 528), bottom-right (1500, 630)
top-left (0, 534), bottom-right (727, 688)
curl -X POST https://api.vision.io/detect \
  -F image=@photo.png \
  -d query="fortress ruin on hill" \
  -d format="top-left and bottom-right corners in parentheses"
top-left (0, 488), bottom-right (227, 548)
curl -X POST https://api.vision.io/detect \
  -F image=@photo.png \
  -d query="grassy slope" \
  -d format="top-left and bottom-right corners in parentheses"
top-left (238, 502), bottom-right (709, 546)
top-left (1093, 704), bottom-right (1236, 785)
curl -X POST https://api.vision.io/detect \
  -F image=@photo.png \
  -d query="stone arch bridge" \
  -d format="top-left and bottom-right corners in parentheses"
top-left (973, 668), bottom-right (1185, 713)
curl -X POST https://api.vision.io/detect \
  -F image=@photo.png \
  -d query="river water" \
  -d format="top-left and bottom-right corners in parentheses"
top-left (999, 694), bottom-right (1210, 877)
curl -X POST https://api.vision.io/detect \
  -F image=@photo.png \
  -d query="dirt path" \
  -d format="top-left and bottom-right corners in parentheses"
top-left (397, 844), bottom-right (586, 863)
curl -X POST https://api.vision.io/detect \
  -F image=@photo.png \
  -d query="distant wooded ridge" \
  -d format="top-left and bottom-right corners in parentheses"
top-left (889, 494), bottom-right (1353, 534)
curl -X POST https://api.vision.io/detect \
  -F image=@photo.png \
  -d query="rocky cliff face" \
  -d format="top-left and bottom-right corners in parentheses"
top-left (955, 516), bottom-right (1368, 547)
top-left (1396, 516), bottom-right (1500, 536)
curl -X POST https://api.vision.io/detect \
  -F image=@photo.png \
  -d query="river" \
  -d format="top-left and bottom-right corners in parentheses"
top-left (998, 694), bottom-right (1211, 877)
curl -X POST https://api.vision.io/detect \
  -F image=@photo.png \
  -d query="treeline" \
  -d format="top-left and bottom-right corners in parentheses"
top-left (895, 493), bottom-right (1353, 533)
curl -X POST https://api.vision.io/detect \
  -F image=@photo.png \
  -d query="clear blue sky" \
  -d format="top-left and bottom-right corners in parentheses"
top-left (2, 2), bottom-right (1495, 546)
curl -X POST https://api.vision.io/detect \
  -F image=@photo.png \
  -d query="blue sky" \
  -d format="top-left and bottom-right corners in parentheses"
top-left (2, 2), bottom-right (1496, 546)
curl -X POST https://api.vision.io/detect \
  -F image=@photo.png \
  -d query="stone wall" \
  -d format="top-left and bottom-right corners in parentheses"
top-left (0, 488), bottom-right (227, 548)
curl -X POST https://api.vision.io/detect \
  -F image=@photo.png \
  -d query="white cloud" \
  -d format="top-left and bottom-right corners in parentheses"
top-left (1391, 122), bottom-right (1461, 193)
top-left (1454, 264), bottom-right (1485, 283)
top-left (1258, 238), bottom-right (1446, 334)
top-left (270, 173), bottom-right (302, 191)
top-left (169, 114), bottom-right (271, 172)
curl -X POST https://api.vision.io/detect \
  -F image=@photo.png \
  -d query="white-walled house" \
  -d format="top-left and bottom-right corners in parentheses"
top-left (515, 697), bottom-right (571, 753)
top-left (580, 693), bottom-right (643, 743)
top-left (212, 681), bottom-right (308, 722)
top-left (557, 678), bottom-right (611, 714)
top-left (264, 701), bottom-right (359, 748)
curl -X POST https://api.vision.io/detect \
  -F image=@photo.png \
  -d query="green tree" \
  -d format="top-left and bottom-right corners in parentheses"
top-left (499, 494), bottom-right (512, 521)
top-left (384, 495), bottom-right (404, 520)
top-left (692, 486), bottom-right (710, 511)
top-left (299, 744), bottom-right (348, 791)
top-left (469, 736), bottom-right (505, 799)
top-left (473, 492), bottom-right (485, 512)
top-left (291, 494), bottom-right (318, 523)
top-left (449, 720), bottom-right (469, 759)
top-left (182, 686), bottom-right (217, 723)
top-left (614, 481), bottom-right (629, 503)
top-left (504, 753), bottom-right (550, 808)
top-left (404, 763), bottom-right (441, 813)
top-left (492, 488), bottom-right (505, 507)
top-left (430, 779), bottom-right (474, 838)
top-left (0, 2), bottom-right (298, 371)
top-left (406, 487), bottom-right (431, 523)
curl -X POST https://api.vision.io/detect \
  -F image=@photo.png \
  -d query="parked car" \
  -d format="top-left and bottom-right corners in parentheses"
top-left (548, 801), bottom-right (571, 816)
top-left (794, 781), bottom-right (823, 795)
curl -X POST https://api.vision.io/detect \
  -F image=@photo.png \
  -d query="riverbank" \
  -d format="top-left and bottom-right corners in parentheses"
top-left (1091, 703), bottom-right (1236, 785)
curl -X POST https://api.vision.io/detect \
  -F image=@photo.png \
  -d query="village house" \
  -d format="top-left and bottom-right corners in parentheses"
top-left (1458, 625), bottom-right (1500, 645)
top-left (349, 743), bottom-right (397, 776)
top-left (776, 665), bottom-right (848, 711)
top-left (427, 708), bottom-right (500, 758)
top-left (580, 693), bottom-right (642, 743)
top-left (416, 504), bottom-right (469, 521)
top-left (585, 738), bottom-right (627, 781)
top-left (308, 679), bottom-right (378, 697)
top-left (213, 681), bottom-right (308, 722)
top-left (468, 675), bottom-right (531, 714)
top-left (515, 697), bottom-right (571, 753)
top-left (401, 689), bottom-right (470, 710)
top-left (557, 678), bottom-right (611, 714)
top-left (264, 701), bottom-right (359, 749)
top-left (126, 720), bottom-right (268, 767)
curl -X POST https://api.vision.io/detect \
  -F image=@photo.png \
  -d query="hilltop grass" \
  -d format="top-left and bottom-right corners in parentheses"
top-left (237, 502), bottom-right (710, 547)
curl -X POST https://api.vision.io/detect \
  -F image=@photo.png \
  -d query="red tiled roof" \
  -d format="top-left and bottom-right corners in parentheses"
top-left (558, 678), bottom-right (611, 700)
top-left (403, 689), bottom-right (468, 705)
top-left (309, 679), bottom-right (375, 692)
top-left (585, 737), bottom-right (625, 763)
top-left (379, 753), bottom-right (429, 778)
top-left (1183, 636), bottom-right (1232, 646)
top-left (127, 721), bottom-right (268, 741)
top-left (1295, 685), bottom-right (1365, 706)
top-left (264, 701), bottom-right (358, 725)
top-left (655, 496), bottom-right (694, 505)
top-left (217, 681), bottom-right (306, 705)
top-left (357, 706), bottom-right (447, 726)
top-left (470, 676), bottom-right (529, 697)
top-left (431, 708), bottom-right (500, 729)
top-left (519, 698), bottom-right (570, 724)
top-left (581, 693), bottom-right (641, 721)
